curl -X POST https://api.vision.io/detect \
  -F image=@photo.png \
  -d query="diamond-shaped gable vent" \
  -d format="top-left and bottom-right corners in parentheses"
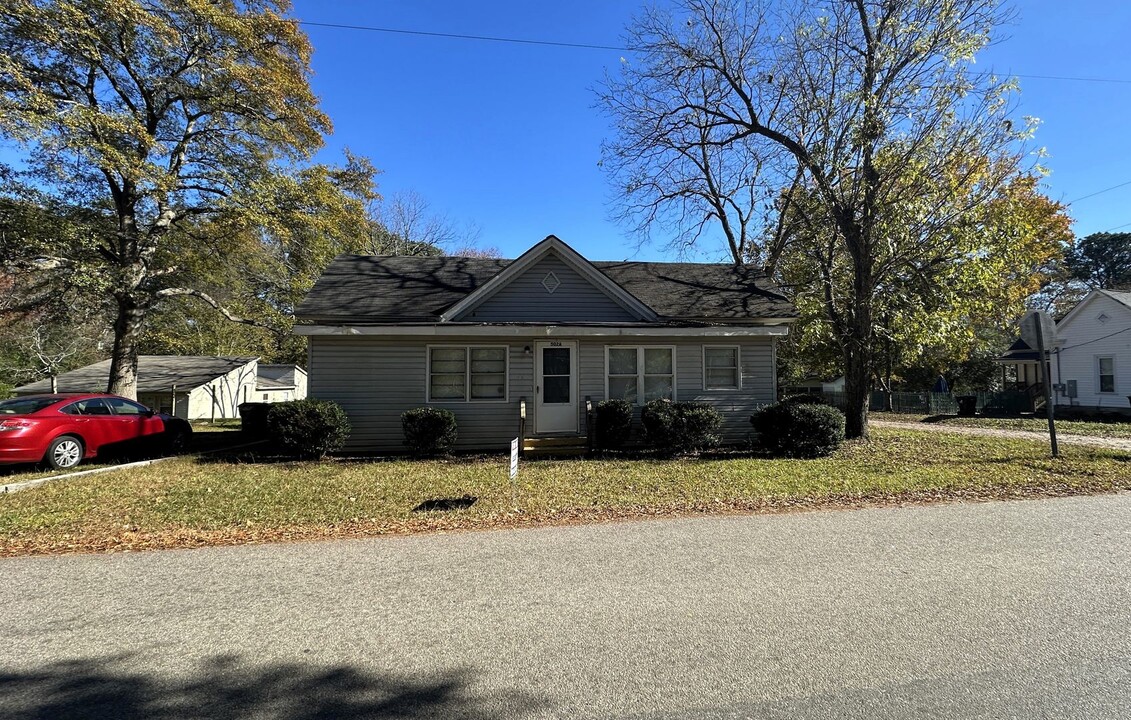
top-left (1098, 313), bottom-right (1110, 325)
top-left (541, 271), bottom-right (561, 294)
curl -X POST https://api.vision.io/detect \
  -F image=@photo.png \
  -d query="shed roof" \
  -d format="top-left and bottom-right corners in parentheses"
top-left (296, 254), bottom-right (796, 325)
top-left (13, 356), bottom-right (256, 395)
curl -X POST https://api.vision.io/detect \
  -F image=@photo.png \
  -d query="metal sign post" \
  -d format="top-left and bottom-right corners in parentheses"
top-left (1021, 311), bottom-right (1058, 458)
top-left (509, 437), bottom-right (519, 505)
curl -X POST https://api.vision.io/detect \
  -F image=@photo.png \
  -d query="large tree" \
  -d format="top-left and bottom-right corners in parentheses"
top-left (600, 0), bottom-right (1026, 437)
top-left (1067, 232), bottom-right (1131, 291)
top-left (0, 0), bottom-right (335, 398)
top-left (779, 172), bottom-right (1071, 396)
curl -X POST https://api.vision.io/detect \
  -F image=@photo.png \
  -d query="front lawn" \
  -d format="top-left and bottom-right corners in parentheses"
top-left (1, 428), bottom-right (1128, 556)
top-left (877, 412), bottom-right (1131, 439)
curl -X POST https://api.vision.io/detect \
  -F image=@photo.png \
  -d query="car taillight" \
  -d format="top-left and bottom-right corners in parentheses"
top-left (0, 419), bottom-right (34, 432)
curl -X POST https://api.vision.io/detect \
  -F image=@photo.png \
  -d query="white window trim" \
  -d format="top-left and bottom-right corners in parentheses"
top-left (426, 344), bottom-right (510, 403)
top-left (1096, 355), bottom-right (1117, 394)
top-left (703, 345), bottom-right (742, 390)
top-left (603, 345), bottom-right (678, 404)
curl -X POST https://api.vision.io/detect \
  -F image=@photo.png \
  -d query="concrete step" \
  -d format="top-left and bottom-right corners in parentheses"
top-left (523, 436), bottom-right (588, 457)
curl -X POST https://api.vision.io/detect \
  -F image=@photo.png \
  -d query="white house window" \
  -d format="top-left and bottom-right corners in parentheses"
top-left (704, 346), bottom-right (741, 390)
top-left (429, 346), bottom-right (507, 401)
top-left (1098, 356), bottom-right (1116, 393)
top-left (606, 347), bottom-right (675, 403)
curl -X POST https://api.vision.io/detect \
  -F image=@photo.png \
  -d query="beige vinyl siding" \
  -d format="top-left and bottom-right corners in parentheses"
top-left (310, 335), bottom-right (776, 451)
top-left (459, 255), bottom-right (640, 322)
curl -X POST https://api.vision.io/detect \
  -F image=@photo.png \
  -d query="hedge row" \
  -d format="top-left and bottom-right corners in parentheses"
top-left (248, 394), bottom-right (846, 460)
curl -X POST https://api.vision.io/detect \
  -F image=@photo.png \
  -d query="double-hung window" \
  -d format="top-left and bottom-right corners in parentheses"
top-left (428, 346), bottom-right (507, 401)
top-left (1097, 356), bottom-right (1116, 394)
top-left (606, 346), bottom-right (675, 404)
top-left (704, 346), bottom-right (741, 390)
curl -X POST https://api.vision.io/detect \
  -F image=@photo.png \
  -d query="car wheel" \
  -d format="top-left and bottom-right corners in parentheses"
top-left (46, 435), bottom-right (84, 470)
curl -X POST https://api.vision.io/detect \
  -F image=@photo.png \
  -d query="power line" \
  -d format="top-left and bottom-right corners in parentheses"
top-left (1011, 73), bottom-right (1131, 85)
top-left (295, 19), bottom-right (1131, 86)
top-left (1055, 325), bottom-right (1131, 352)
top-left (1065, 179), bottom-right (1131, 205)
top-left (296, 21), bottom-right (624, 51)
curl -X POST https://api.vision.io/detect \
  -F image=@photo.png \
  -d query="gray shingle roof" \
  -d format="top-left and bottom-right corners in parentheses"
top-left (13, 356), bottom-right (256, 395)
top-left (296, 255), bottom-right (796, 324)
top-left (1101, 289), bottom-right (1131, 311)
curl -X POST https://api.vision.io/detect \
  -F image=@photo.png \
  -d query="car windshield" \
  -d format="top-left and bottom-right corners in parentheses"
top-left (0, 397), bottom-right (60, 415)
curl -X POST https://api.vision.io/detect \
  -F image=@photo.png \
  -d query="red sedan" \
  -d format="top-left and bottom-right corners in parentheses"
top-left (0, 393), bottom-right (192, 470)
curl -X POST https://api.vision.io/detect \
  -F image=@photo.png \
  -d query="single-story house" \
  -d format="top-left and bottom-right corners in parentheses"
top-left (255, 364), bottom-right (308, 404)
top-left (13, 356), bottom-right (297, 420)
top-left (295, 235), bottom-right (797, 451)
top-left (996, 289), bottom-right (1131, 411)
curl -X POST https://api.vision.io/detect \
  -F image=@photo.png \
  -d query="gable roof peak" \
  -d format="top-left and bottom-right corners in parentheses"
top-left (438, 235), bottom-right (659, 323)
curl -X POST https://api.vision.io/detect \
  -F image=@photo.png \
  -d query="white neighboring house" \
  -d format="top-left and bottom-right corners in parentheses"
top-left (1050, 290), bottom-right (1131, 410)
top-left (255, 364), bottom-right (308, 403)
top-left (999, 290), bottom-right (1131, 411)
top-left (13, 356), bottom-right (260, 420)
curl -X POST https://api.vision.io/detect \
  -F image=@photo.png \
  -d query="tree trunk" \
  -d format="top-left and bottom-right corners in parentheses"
top-left (843, 231), bottom-right (875, 439)
top-left (844, 342), bottom-right (871, 439)
top-left (107, 294), bottom-right (144, 399)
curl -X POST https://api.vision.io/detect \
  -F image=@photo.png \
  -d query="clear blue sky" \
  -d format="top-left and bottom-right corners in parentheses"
top-left (292, 0), bottom-right (1131, 262)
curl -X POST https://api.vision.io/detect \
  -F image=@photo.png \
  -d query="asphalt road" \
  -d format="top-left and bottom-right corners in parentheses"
top-left (2, 494), bottom-right (1129, 719)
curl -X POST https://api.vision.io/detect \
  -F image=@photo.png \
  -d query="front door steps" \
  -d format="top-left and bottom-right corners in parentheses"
top-left (523, 435), bottom-right (588, 459)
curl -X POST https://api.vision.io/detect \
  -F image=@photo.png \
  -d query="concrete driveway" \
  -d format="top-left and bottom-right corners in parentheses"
top-left (2, 493), bottom-right (1129, 719)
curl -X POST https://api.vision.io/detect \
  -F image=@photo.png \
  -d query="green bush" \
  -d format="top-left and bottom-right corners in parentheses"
top-left (751, 400), bottom-right (845, 458)
top-left (401, 407), bottom-right (458, 456)
top-left (266, 399), bottom-right (351, 459)
top-left (593, 399), bottom-right (633, 451)
top-left (641, 399), bottom-right (722, 454)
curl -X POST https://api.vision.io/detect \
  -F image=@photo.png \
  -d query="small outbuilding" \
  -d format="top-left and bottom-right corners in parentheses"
top-left (254, 364), bottom-right (309, 404)
top-left (13, 356), bottom-right (268, 420)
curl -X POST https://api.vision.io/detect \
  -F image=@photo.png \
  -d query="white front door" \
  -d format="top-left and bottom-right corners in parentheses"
top-left (534, 341), bottom-right (578, 434)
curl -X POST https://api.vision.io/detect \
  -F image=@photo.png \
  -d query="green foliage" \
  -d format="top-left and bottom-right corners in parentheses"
top-left (751, 401), bottom-right (846, 459)
top-left (593, 399), bottom-right (633, 451)
top-left (0, 0), bottom-right (361, 397)
top-left (641, 399), bottom-right (722, 454)
top-left (401, 407), bottom-right (458, 457)
top-left (780, 173), bottom-right (1072, 394)
top-left (1067, 232), bottom-right (1131, 290)
top-left (266, 400), bottom-right (351, 459)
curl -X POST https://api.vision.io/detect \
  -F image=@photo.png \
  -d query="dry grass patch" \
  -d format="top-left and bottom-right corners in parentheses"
top-left (2, 428), bottom-right (1128, 556)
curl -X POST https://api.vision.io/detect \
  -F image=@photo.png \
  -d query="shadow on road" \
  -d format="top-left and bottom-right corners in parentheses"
top-left (0, 653), bottom-right (541, 719)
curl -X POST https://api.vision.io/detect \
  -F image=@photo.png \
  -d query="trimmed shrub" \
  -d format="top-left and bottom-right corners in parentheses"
top-left (266, 399), bottom-right (351, 459)
top-left (593, 399), bottom-right (633, 451)
top-left (641, 399), bottom-right (723, 454)
top-left (401, 407), bottom-right (458, 456)
top-left (751, 401), bottom-right (845, 458)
